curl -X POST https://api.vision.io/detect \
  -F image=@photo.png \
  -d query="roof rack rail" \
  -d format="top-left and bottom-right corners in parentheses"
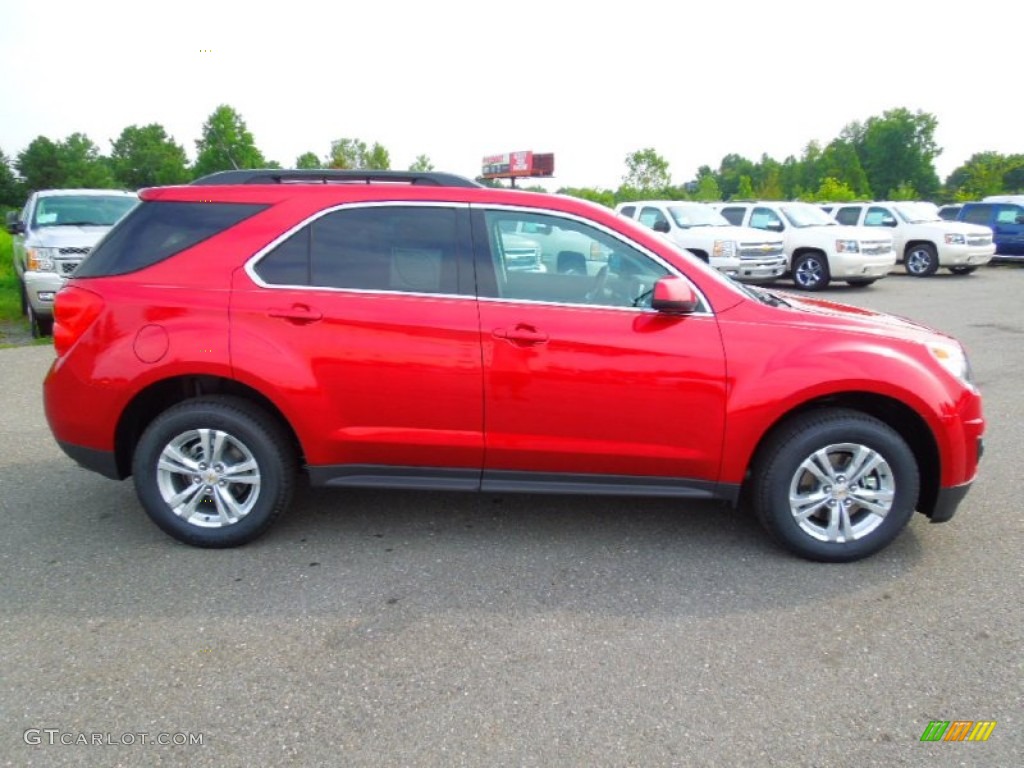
top-left (191, 169), bottom-right (482, 188)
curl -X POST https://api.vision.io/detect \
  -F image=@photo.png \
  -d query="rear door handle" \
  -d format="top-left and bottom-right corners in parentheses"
top-left (493, 325), bottom-right (549, 345)
top-left (268, 304), bottom-right (323, 324)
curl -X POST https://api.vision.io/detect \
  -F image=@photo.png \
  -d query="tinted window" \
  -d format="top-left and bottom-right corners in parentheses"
top-left (619, 206), bottom-right (636, 218)
top-left (32, 194), bottom-right (136, 228)
top-left (864, 206), bottom-right (896, 227)
top-left (719, 207), bottom-right (745, 226)
top-left (481, 210), bottom-right (668, 309)
top-left (835, 207), bottom-right (861, 226)
top-left (256, 206), bottom-right (460, 294)
top-left (963, 205), bottom-right (992, 225)
top-left (76, 202), bottom-right (267, 277)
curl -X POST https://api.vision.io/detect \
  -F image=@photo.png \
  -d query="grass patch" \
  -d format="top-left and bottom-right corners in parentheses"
top-left (0, 229), bottom-right (21, 322)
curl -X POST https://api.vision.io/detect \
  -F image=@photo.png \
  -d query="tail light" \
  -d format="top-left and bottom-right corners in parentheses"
top-left (53, 286), bottom-right (104, 357)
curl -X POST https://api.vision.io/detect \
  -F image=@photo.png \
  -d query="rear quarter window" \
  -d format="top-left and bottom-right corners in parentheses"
top-left (75, 201), bottom-right (267, 277)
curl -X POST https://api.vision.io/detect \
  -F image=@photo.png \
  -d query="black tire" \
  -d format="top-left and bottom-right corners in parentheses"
top-left (28, 303), bottom-right (53, 338)
top-left (791, 252), bottom-right (830, 291)
top-left (19, 280), bottom-right (27, 316)
top-left (904, 243), bottom-right (939, 277)
top-left (132, 396), bottom-right (296, 548)
top-left (846, 279), bottom-right (876, 288)
top-left (949, 266), bottom-right (977, 275)
top-left (751, 408), bottom-right (919, 562)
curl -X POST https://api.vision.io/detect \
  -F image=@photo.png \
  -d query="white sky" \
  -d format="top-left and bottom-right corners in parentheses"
top-left (1, 0), bottom-right (1021, 191)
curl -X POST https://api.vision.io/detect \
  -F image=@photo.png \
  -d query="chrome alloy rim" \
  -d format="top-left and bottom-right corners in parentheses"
top-left (787, 443), bottom-right (895, 543)
top-left (156, 429), bottom-right (261, 528)
top-left (795, 257), bottom-right (825, 287)
top-left (906, 249), bottom-right (932, 274)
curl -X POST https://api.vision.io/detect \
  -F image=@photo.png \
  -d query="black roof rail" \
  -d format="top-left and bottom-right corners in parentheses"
top-left (191, 169), bottom-right (482, 188)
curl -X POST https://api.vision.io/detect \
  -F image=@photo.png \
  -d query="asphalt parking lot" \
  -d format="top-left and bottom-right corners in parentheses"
top-left (1, 266), bottom-right (1021, 767)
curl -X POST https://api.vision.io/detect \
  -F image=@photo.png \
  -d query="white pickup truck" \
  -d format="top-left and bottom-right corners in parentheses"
top-left (614, 200), bottom-right (787, 283)
top-left (714, 201), bottom-right (896, 290)
top-left (828, 201), bottom-right (995, 276)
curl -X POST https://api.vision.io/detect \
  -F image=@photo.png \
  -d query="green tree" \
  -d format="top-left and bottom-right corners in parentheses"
top-left (849, 108), bottom-right (941, 199)
top-left (945, 152), bottom-right (1016, 200)
top-left (814, 177), bottom-right (858, 202)
top-left (889, 181), bottom-right (918, 201)
top-left (818, 139), bottom-right (871, 198)
top-left (693, 174), bottom-right (722, 202)
top-left (110, 124), bottom-right (190, 188)
top-left (295, 152), bottom-right (322, 169)
top-left (16, 136), bottom-right (64, 190)
top-left (193, 105), bottom-right (266, 177)
top-left (623, 148), bottom-right (670, 191)
top-left (558, 187), bottom-right (615, 208)
top-left (1003, 159), bottom-right (1024, 193)
top-left (364, 142), bottom-right (390, 170)
top-left (0, 148), bottom-right (25, 207)
top-left (58, 133), bottom-right (116, 188)
top-left (717, 153), bottom-right (756, 200)
top-left (409, 154), bottom-right (434, 172)
top-left (756, 166), bottom-right (784, 200)
top-left (736, 175), bottom-right (755, 200)
top-left (329, 138), bottom-right (368, 169)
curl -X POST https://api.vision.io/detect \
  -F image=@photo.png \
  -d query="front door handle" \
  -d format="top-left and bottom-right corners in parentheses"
top-left (268, 304), bottom-right (323, 324)
top-left (493, 325), bottom-right (549, 345)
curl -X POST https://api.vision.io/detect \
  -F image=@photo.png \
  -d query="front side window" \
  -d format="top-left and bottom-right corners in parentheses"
top-left (638, 207), bottom-right (669, 230)
top-left (750, 207), bottom-right (784, 230)
top-left (864, 206), bottom-right (897, 227)
top-left (995, 205), bottom-right (1023, 224)
top-left (481, 210), bottom-right (669, 309)
top-left (255, 205), bottom-right (460, 295)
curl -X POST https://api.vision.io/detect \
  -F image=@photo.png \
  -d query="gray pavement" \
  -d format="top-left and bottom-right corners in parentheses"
top-left (1, 266), bottom-right (1021, 767)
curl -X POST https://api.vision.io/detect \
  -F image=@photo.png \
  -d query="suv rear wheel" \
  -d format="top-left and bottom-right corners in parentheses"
top-left (751, 409), bottom-right (919, 562)
top-left (132, 397), bottom-right (296, 547)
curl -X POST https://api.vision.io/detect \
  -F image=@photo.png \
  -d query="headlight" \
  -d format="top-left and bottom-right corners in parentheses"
top-left (712, 240), bottom-right (737, 258)
top-left (926, 341), bottom-right (974, 388)
top-left (26, 247), bottom-right (60, 272)
top-left (836, 240), bottom-right (860, 253)
top-left (944, 233), bottom-right (966, 245)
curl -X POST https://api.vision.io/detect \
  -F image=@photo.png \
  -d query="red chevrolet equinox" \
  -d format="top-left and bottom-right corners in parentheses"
top-left (43, 170), bottom-right (985, 561)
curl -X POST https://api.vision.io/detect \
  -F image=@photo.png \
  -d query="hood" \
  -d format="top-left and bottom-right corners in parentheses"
top-left (762, 290), bottom-right (951, 345)
top-left (733, 225), bottom-right (783, 243)
top-left (29, 226), bottom-right (112, 248)
top-left (911, 220), bottom-right (992, 237)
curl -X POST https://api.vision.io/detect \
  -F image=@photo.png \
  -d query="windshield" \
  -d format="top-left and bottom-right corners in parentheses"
top-left (893, 202), bottom-right (941, 223)
top-left (667, 204), bottom-right (730, 228)
top-left (780, 203), bottom-right (836, 228)
top-left (33, 195), bottom-right (138, 228)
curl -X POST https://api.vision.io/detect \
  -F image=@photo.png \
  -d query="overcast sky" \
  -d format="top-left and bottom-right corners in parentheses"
top-left (2, 0), bottom-right (1020, 191)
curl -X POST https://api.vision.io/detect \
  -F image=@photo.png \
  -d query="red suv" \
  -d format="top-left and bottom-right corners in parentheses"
top-left (43, 170), bottom-right (985, 561)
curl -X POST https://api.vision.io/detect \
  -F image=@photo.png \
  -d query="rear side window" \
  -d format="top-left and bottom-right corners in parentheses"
top-left (76, 201), bottom-right (267, 277)
top-left (719, 207), bottom-right (745, 226)
top-left (962, 205), bottom-right (993, 226)
top-left (834, 207), bottom-right (861, 226)
top-left (254, 205), bottom-right (461, 295)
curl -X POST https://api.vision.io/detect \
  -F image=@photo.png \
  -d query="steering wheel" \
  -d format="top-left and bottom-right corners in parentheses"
top-left (584, 265), bottom-right (608, 303)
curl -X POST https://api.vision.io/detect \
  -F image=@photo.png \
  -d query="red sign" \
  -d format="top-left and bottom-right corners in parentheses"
top-left (481, 151), bottom-right (554, 179)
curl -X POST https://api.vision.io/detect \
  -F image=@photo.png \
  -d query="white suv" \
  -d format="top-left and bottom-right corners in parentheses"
top-left (8, 189), bottom-right (138, 336)
top-left (830, 202), bottom-right (995, 276)
top-left (715, 201), bottom-right (896, 290)
top-left (615, 201), bottom-right (786, 284)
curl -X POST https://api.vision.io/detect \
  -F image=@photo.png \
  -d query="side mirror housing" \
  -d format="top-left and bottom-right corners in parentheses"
top-left (5, 211), bottom-right (23, 235)
top-left (652, 219), bottom-right (671, 234)
top-left (651, 276), bottom-right (699, 314)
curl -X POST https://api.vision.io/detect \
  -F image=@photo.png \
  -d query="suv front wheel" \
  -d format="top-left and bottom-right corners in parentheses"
top-left (905, 243), bottom-right (939, 277)
top-left (751, 409), bottom-right (919, 562)
top-left (132, 396), bottom-right (296, 547)
top-left (791, 252), bottom-right (830, 291)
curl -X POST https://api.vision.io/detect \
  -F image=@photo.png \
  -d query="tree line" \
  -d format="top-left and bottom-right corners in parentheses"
top-left (1, 104), bottom-right (1021, 211)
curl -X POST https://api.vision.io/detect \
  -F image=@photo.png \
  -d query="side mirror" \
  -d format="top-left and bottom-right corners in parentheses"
top-left (651, 276), bottom-right (699, 314)
top-left (652, 219), bottom-right (671, 234)
top-left (765, 221), bottom-right (784, 233)
top-left (5, 211), bottom-right (23, 235)
top-left (1016, 215), bottom-right (1024, 225)
top-left (882, 217), bottom-right (897, 227)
